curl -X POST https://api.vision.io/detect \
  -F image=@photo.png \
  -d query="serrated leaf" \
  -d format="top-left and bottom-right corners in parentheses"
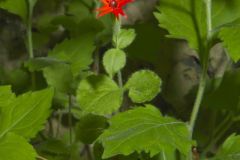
top-left (125, 70), bottom-right (161, 103)
top-left (213, 134), bottom-right (240, 160)
top-left (0, 88), bottom-right (54, 139)
top-left (113, 29), bottom-right (136, 49)
top-left (43, 63), bottom-right (73, 93)
top-left (103, 49), bottom-right (126, 78)
top-left (0, 0), bottom-right (27, 21)
top-left (49, 36), bottom-right (95, 77)
top-left (76, 114), bottom-right (108, 144)
top-left (77, 75), bottom-right (123, 115)
top-left (0, 133), bottom-right (37, 160)
top-left (154, 0), bottom-right (207, 51)
top-left (155, 0), bottom-right (240, 62)
top-left (98, 106), bottom-right (192, 158)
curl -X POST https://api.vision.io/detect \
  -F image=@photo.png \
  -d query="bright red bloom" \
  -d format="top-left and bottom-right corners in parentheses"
top-left (96, 0), bottom-right (133, 19)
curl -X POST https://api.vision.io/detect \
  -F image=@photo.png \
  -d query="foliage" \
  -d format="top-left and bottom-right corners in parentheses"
top-left (0, 0), bottom-right (240, 159)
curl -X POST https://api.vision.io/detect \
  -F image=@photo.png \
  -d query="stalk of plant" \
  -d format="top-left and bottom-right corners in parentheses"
top-left (26, 0), bottom-right (36, 89)
top-left (93, 0), bottom-right (101, 74)
top-left (113, 19), bottom-right (124, 88)
top-left (189, 0), bottom-right (212, 158)
top-left (68, 94), bottom-right (73, 145)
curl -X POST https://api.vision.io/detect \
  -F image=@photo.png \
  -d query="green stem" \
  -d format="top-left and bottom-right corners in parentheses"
top-left (189, 0), bottom-right (212, 159)
top-left (68, 94), bottom-right (73, 145)
top-left (206, 0), bottom-right (212, 38)
top-left (114, 18), bottom-right (123, 88)
top-left (117, 70), bottom-right (123, 88)
top-left (189, 72), bottom-right (207, 138)
top-left (27, 20), bottom-right (34, 59)
top-left (189, 0), bottom-right (212, 140)
top-left (27, 1), bottom-right (36, 89)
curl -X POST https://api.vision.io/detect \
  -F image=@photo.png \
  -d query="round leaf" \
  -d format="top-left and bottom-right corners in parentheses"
top-left (125, 70), bottom-right (161, 103)
top-left (103, 49), bottom-right (126, 78)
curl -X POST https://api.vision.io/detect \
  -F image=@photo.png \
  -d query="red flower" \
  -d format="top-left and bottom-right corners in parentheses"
top-left (96, 0), bottom-right (133, 19)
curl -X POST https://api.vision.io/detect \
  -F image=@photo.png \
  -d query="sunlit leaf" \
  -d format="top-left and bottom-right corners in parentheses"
top-left (125, 70), bottom-right (161, 103)
top-left (0, 133), bottom-right (37, 160)
top-left (77, 75), bottom-right (123, 115)
top-left (98, 106), bottom-right (192, 158)
top-left (103, 49), bottom-right (126, 78)
top-left (0, 88), bottom-right (54, 139)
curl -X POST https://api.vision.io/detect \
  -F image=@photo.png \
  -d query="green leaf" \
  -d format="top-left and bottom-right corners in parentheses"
top-left (125, 70), bottom-right (162, 103)
top-left (212, 0), bottom-right (240, 28)
top-left (0, 133), bottom-right (37, 160)
top-left (103, 49), bottom-right (126, 78)
top-left (113, 29), bottom-right (136, 49)
top-left (219, 27), bottom-right (240, 62)
top-left (0, 0), bottom-right (27, 21)
top-left (98, 106), bottom-right (192, 158)
top-left (37, 139), bottom-right (70, 155)
top-left (213, 134), bottom-right (240, 160)
top-left (49, 36), bottom-right (95, 77)
top-left (154, 0), bottom-right (206, 51)
top-left (43, 63), bottom-right (73, 93)
top-left (0, 88), bottom-right (54, 139)
top-left (154, 0), bottom-right (240, 62)
top-left (0, 86), bottom-right (15, 108)
top-left (76, 114), bottom-right (108, 144)
top-left (77, 75), bottom-right (123, 115)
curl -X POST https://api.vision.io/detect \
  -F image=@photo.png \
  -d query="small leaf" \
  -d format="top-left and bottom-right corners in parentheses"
top-left (0, 88), bottom-right (54, 139)
top-left (213, 134), bottom-right (240, 160)
top-left (98, 106), bottom-right (192, 158)
top-left (125, 70), bottom-right (162, 103)
top-left (76, 114), bottom-right (108, 144)
top-left (113, 29), bottom-right (136, 49)
top-left (77, 75), bottom-right (123, 115)
top-left (103, 49), bottom-right (126, 78)
top-left (0, 133), bottom-right (37, 160)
